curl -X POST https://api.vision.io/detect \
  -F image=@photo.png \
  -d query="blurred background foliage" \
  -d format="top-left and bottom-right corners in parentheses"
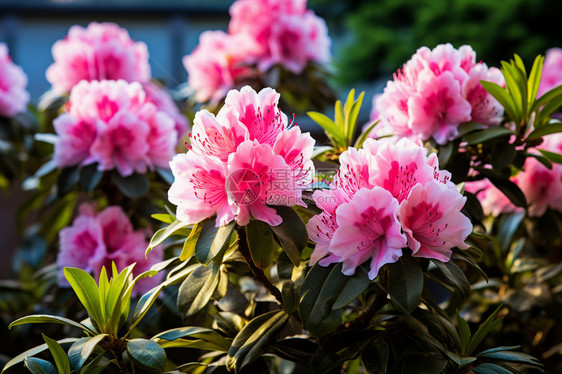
top-left (313, 0), bottom-right (561, 85)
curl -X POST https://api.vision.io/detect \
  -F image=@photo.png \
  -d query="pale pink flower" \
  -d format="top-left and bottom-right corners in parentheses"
top-left (398, 180), bottom-right (472, 262)
top-left (465, 178), bottom-right (520, 216)
top-left (538, 48), bottom-right (562, 97)
top-left (46, 22), bottom-right (150, 93)
top-left (333, 146), bottom-right (377, 198)
top-left (53, 80), bottom-right (179, 176)
top-left (322, 187), bottom-right (407, 280)
top-left (57, 204), bottom-right (163, 296)
top-left (0, 43), bottom-right (29, 117)
top-left (517, 133), bottom-right (562, 216)
top-left (183, 31), bottom-right (253, 104)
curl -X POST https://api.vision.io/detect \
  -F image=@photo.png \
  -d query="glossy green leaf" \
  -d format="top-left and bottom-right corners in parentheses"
top-left (127, 339), bottom-right (166, 372)
top-left (42, 334), bottom-right (70, 374)
top-left (269, 206), bottom-right (308, 267)
top-left (195, 220), bottom-right (235, 265)
top-left (79, 164), bottom-right (103, 192)
top-left (177, 264), bottom-right (220, 317)
top-left (387, 254), bottom-right (423, 314)
top-left (472, 363), bottom-right (513, 374)
top-left (106, 264), bottom-right (135, 335)
top-left (355, 120), bottom-right (379, 149)
top-left (431, 260), bottom-right (469, 300)
top-left (147, 219), bottom-right (192, 256)
top-left (57, 166), bottom-right (80, 197)
top-left (110, 171), bottom-right (148, 199)
top-left (9, 314), bottom-right (95, 334)
top-left (539, 149), bottom-right (562, 165)
top-left (332, 266), bottom-right (371, 310)
top-left (308, 111), bottom-right (344, 147)
top-left (480, 81), bottom-right (518, 122)
top-left (3, 339), bottom-right (78, 373)
top-left (467, 306), bottom-right (503, 356)
top-left (126, 285), bottom-right (164, 337)
top-left (152, 327), bottom-right (231, 351)
top-left (151, 213), bottom-right (175, 224)
top-left (532, 84), bottom-right (562, 113)
top-left (67, 335), bottom-right (108, 371)
top-left (245, 220), bottom-right (276, 269)
top-left (457, 313), bottom-right (471, 355)
top-left (226, 310), bottom-right (289, 372)
top-left (497, 211), bottom-right (526, 251)
top-left (78, 352), bottom-right (108, 374)
top-left (527, 122), bottom-right (562, 140)
top-left (527, 55), bottom-right (544, 106)
top-left (463, 127), bottom-right (514, 145)
top-left (24, 357), bottom-right (57, 374)
top-left (63, 267), bottom-right (103, 327)
top-left (457, 122), bottom-right (488, 136)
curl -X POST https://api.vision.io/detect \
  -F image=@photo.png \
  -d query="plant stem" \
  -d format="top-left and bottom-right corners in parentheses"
top-left (236, 225), bottom-right (285, 306)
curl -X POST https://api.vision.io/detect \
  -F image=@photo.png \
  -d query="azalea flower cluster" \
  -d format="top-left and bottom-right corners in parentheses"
top-left (53, 80), bottom-right (179, 177)
top-left (370, 43), bottom-right (504, 144)
top-left (466, 133), bottom-right (562, 217)
top-left (169, 86), bottom-right (314, 227)
top-left (57, 204), bottom-right (163, 296)
top-left (0, 43), bottom-right (29, 117)
top-left (184, 0), bottom-right (330, 103)
top-left (538, 47), bottom-right (562, 96)
top-left (307, 138), bottom-right (472, 280)
top-left (46, 22), bottom-right (150, 93)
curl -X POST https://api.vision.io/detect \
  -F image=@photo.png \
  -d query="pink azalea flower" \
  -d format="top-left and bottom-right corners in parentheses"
top-left (46, 22), bottom-right (150, 93)
top-left (0, 43), bottom-right (29, 117)
top-left (373, 43), bottom-right (502, 144)
top-left (322, 187), bottom-right (407, 280)
top-left (398, 180), bottom-right (472, 262)
top-left (143, 82), bottom-right (190, 137)
top-left (53, 80), bottom-right (179, 176)
top-left (517, 133), bottom-right (562, 216)
top-left (183, 31), bottom-right (253, 104)
top-left (538, 48), bottom-right (562, 97)
top-left (57, 204), bottom-right (163, 296)
top-left (333, 146), bottom-right (377, 198)
top-left (408, 70), bottom-right (472, 144)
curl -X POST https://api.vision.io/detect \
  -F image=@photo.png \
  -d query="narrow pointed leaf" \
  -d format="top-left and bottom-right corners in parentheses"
top-left (63, 268), bottom-right (103, 326)
top-left (526, 122), bottom-right (562, 140)
top-left (481, 81), bottom-right (519, 121)
top-left (9, 315), bottom-right (94, 334)
top-left (269, 206), bottom-right (308, 267)
top-left (177, 264), bottom-right (220, 317)
top-left (68, 334), bottom-right (108, 371)
top-left (2, 339), bottom-right (78, 373)
top-left (24, 357), bottom-right (57, 374)
top-left (463, 127), bottom-right (514, 145)
top-left (387, 254), bottom-right (423, 314)
top-left (147, 219), bottom-right (192, 255)
top-left (245, 220), bottom-right (276, 269)
top-left (527, 55), bottom-right (544, 106)
top-left (467, 306), bottom-right (503, 355)
top-left (180, 220), bottom-right (202, 260)
top-left (472, 363), bottom-right (514, 374)
top-left (42, 335), bottom-right (70, 374)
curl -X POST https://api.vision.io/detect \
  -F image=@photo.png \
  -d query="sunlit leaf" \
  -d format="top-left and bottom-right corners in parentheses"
top-left (68, 335), bottom-right (108, 371)
top-left (127, 339), bottom-right (166, 372)
top-left (42, 334), bottom-right (70, 374)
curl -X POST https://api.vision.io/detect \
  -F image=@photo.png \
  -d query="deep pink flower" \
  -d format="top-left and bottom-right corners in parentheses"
top-left (373, 44), bottom-right (502, 144)
top-left (53, 80), bottom-right (179, 176)
top-left (398, 180), bottom-right (472, 262)
top-left (538, 48), bottom-right (562, 97)
top-left (322, 187), bottom-right (407, 280)
top-left (0, 43), bottom-right (29, 117)
top-left (57, 204), bottom-right (163, 296)
top-left (143, 82), bottom-right (190, 137)
top-left (183, 31), bottom-right (254, 104)
top-left (46, 22), bottom-right (150, 93)
top-left (517, 133), bottom-right (562, 216)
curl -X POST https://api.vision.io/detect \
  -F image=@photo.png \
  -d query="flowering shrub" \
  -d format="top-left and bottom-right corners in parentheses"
top-left (57, 204), bottom-right (163, 296)
top-left (370, 43), bottom-right (504, 144)
top-left (53, 79), bottom-right (178, 177)
top-left (46, 22), bottom-right (150, 93)
top-left (183, 0), bottom-right (333, 109)
top-left (0, 43), bottom-right (29, 118)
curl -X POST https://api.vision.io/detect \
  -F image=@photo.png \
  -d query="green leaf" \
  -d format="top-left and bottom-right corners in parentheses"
top-left (179, 220), bottom-right (202, 261)
top-left (401, 354), bottom-right (448, 374)
top-left (78, 351), bottom-right (108, 374)
top-left (42, 334), bottom-right (71, 374)
top-left (63, 268), bottom-right (103, 327)
top-left (67, 335), bottom-right (108, 371)
top-left (57, 166), bottom-right (80, 197)
top-left (150, 213), bottom-right (175, 224)
top-left (308, 111), bottom-right (344, 147)
top-left (457, 122), bottom-right (488, 136)
top-left (480, 81), bottom-right (518, 122)
top-left (2, 338), bottom-right (78, 373)
top-left (467, 305), bottom-right (503, 355)
top-left (245, 220), bottom-right (276, 269)
top-left (127, 339), bottom-right (167, 372)
top-left (147, 219), bottom-right (192, 255)
top-left (79, 164), bottom-right (103, 192)
top-left (478, 170), bottom-right (527, 208)
top-left (226, 310), bottom-right (289, 372)
top-left (110, 171), bottom-right (149, 199)
top-left (539, 149), bottom-right (562, 165)
top-left (472, 363), bottom-right (513, 374)
top-left (24, 357), bottom-right (57, 374)
top-left (355, 120), bottom-right (379, 149)
top-left (361, 339), bottom-right (389, 374)
top-left (195, 220), bottom-right (235, 265)
top-left (126, 285), bottom-right (163, 337)
top-left (332, 266), bottom-right (371, 310)
top-left (500, 61), bottom-right (525, 119)
top-left (177, 264), bottom-right (220, 317)
top-left (152, 327), bottom-right (231, 351)
top-left (387, 254), bottom-right (423, 314)
top-left (463, 127), bottom-right (514, 145)
top-left (477, 350), bottom-right (542, 365)
top-left (269, 206), bottom-right (308, 267)
top-left (457, 313), bottom-right (471, 355)
top-left (526, 122), bottom-right (562, 140)
top-left (527, 55), bottom-right (544, 106)
top-left (497, 211), bottom-right (526, 251)
top-left (9, 314), bottom-right (95, 334)
top-left (106, 264), bottom-right (135, 335)
top-left (431, 260), bottom-right (469, 300)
